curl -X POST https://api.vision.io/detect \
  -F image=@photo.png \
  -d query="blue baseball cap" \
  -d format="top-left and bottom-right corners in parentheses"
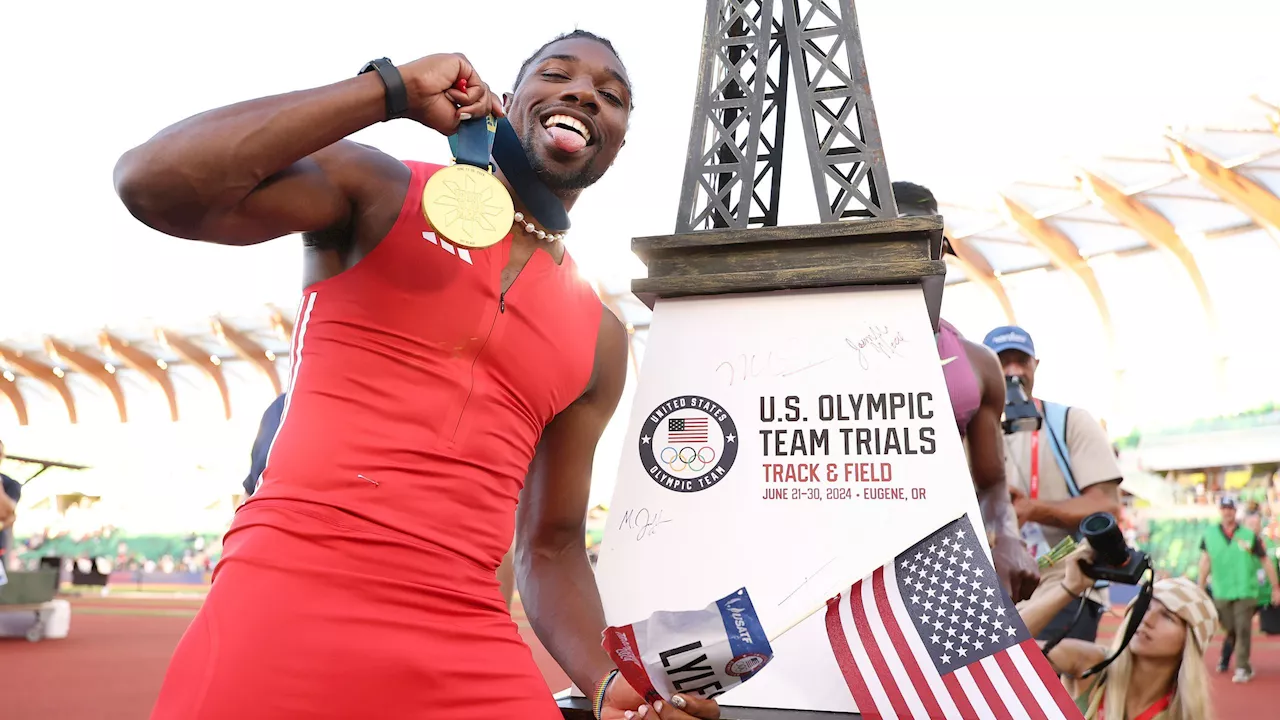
top-left (983, 326), bottom-right (1036, 357)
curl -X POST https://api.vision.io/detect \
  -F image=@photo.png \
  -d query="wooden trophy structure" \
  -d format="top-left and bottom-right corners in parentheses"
top-left (640, 0), bottom-right (944, 326)
top-left (559, 0), bottom-right (951, 717)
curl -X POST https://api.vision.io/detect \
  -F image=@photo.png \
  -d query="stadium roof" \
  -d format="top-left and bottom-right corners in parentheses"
top-left (0, 285), bottom-right (650, 427)
top-left (595, 95), bottom-right (1280, 360)
top-left (941, 94), bottom-right (1280, 350)
top-left (3, 96), bottom-right (1278, 428)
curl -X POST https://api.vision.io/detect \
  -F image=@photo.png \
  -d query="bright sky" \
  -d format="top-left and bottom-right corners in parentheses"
top-left (3, 0), bottom-right (1279, 517)
top-left (6, 0), bottom-right (1279, 333)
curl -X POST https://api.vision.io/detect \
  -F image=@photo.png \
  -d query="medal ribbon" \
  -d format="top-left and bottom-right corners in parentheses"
top-left (492, 117), bottom-right (571, 232)
top-left (440, 74), bottom-right (569, 232)
top-left (448, 115), bottom-right (498, 171)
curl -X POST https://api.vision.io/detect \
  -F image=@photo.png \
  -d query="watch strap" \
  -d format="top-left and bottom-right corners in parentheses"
top-left (359, 58), bottom-right (409, 121)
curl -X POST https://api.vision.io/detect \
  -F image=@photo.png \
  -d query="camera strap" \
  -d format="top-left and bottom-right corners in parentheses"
top-left (1038, 590), bottom-right (1088, 656)
top-left (1079, 571), bottom-right (1155, 680)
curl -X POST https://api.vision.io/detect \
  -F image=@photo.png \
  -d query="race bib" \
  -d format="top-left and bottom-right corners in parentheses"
top-left (603, 587), bottom-right (773, 704)
top-left (1021, 522), bottom-right (1052, 560)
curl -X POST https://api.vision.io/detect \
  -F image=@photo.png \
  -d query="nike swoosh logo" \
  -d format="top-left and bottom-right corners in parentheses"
top-left (941, 356), bottom-right (958, 367)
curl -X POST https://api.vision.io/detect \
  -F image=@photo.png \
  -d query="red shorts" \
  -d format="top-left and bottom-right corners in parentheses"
top-left (151, 500), bottom-right (560, 719)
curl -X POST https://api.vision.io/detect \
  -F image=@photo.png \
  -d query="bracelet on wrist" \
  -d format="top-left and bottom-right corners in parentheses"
top-left (593, 669), bottom-right (619, 719)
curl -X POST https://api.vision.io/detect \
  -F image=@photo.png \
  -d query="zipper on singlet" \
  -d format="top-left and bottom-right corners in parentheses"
top-left (449, 305), bottom-right (501, 441)
top-left (448, 271), bottom-right (520, 442)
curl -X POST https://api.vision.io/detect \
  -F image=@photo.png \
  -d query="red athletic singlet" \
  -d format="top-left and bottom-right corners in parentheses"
top-left (151, 162), bottom-right (603, 719)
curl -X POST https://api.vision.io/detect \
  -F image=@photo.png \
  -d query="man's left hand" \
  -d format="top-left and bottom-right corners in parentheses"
top-left (992, 532), bottom-right (1040, 603)
top-left (602, 675), bottom-right (721, 720)
top-left (1009, 486), bottom-right (1036, 527)
top-left (1271, 588), bottom-right (1280, 608)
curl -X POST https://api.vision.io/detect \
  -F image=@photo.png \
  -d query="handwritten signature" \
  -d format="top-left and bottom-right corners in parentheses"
top-left (846, 325), bottom-right (908, 370)
top-left (715, 351), bottom-right (834, 387)
top-left (618, 508), bottom-right (672, 542)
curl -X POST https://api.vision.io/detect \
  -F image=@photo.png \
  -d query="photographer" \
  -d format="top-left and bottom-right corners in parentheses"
top-left (985, 327), bottom-right (1122, 641)
top-left (1022, 542), bottom-right (1216, 720)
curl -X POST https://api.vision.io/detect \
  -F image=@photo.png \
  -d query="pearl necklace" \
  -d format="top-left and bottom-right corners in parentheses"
top-left (513, 212), bottom-right (565, 243)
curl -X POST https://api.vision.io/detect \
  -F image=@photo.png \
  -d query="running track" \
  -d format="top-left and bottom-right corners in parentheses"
top-left (0, 595), bottom-right (1276, 718)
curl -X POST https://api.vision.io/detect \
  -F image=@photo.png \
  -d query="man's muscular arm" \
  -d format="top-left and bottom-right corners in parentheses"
top-left (1012, 406), bottom-right (1122, 531)
top-left (1014, 481), bottom-right (1121, 531)
top-left (516, 311), bottom-right (629, 697)
top-left (1197, 550), bottom-right (1211, 590)
top-left (964, 339), bottom-right (1008, 494)
top-left (964, 339), bottom-right (1038, 602)
top-left (516, 314), bottom-right (719, 720)
top-left (113, 54), bottom-right (501, 246)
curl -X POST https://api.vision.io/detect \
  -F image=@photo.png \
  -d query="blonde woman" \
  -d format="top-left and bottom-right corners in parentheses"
top-left (1019, 544), bottom-right (1216, 720)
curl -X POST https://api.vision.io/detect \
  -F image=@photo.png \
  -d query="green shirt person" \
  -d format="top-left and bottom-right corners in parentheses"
top-left (1198, 498), bottom-right (1280, 683)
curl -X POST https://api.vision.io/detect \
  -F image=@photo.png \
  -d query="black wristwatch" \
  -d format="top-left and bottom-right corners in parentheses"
top-left (359, 58), bottom-right (410, 121)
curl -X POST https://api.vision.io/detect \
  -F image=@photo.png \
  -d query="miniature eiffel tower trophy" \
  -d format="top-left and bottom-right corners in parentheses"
top-left (560, 1), bottom-right (984, 718)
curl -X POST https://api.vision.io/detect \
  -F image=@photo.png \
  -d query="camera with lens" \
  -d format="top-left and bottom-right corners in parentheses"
top-left (1001, 376), bottom-right (1042, 434)
top-left (1079, 512), bottom-right (1150, 585)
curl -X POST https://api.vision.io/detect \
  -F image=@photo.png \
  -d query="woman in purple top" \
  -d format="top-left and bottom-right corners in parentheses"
top-left (896, 181), bottom-right (1041, 602)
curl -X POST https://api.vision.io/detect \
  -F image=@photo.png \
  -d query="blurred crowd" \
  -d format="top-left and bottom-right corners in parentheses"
top-left (9, 525), bottom-right (221, 576)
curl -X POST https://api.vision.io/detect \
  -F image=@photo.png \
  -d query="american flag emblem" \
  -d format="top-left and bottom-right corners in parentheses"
top-left (825, 514), bottom-right (1082, 719)
top-left (668, 417), bottom-right (709, 443)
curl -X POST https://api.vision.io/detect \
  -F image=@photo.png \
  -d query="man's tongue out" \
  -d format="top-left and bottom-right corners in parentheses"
top-left (547, 126), bottom-right (587, 153)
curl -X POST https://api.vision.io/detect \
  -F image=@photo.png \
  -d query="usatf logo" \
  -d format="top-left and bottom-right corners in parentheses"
top-left (638, 395), bottom-right (738, 493)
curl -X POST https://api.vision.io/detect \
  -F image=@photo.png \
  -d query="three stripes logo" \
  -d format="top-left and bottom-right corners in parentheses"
top-left (423, 231), bottom-right (474, 265)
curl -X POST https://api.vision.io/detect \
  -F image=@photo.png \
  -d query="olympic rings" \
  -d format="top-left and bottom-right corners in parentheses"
top-left (660, 445), bottom-right (716, 473)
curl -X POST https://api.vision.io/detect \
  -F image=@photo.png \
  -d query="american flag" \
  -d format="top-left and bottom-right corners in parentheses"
top-left (825, 514), bottom-right (1083, 719)
top-left (668, 417), bottom-right (709, 443)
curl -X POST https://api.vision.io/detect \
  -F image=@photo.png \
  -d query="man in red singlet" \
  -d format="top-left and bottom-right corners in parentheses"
top-left (115, 32), bottom-right (719, 720)
top-left (894, 181), bottom-right (1040, 602)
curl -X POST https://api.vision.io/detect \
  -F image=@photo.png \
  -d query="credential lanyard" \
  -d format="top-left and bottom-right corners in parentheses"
top-left (1030, 431), bottom-right (1040, 500)
top-left (1029, 399), bottom-right (1042, 500)
top-left (1099, 689), bottom-right (1171, 720)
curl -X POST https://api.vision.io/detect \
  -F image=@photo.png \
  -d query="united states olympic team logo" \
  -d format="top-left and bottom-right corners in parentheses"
top-left (726, 652), bottom-right (769, 677)
top-left (638, 395), bottom-right (738, 493)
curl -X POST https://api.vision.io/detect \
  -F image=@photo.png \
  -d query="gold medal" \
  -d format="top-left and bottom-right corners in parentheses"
top-left (423, 163), bottom-right (514, 249)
